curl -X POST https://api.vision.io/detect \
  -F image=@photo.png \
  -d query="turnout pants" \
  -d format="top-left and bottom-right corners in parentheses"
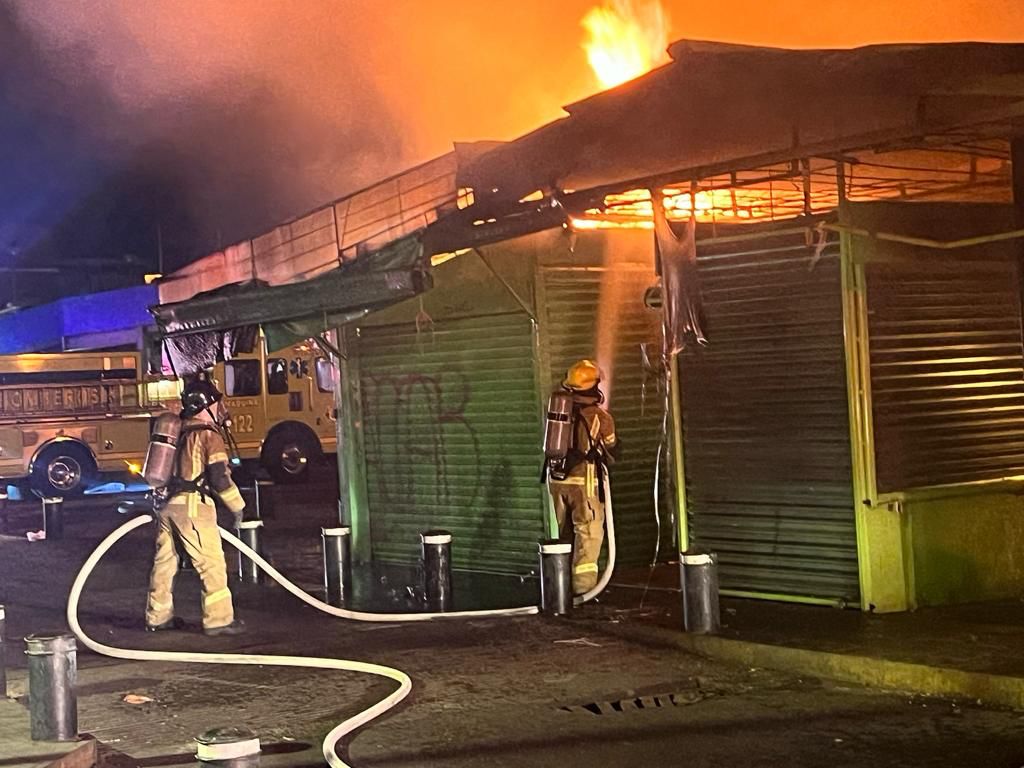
top-left (549, 468), bottom-right (605, 594)
top-left (145, 499), bottom-right (234, 630)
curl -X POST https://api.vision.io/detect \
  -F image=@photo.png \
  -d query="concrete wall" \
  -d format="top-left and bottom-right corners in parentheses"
top-left (909, 491), bottom-right (1024, 606)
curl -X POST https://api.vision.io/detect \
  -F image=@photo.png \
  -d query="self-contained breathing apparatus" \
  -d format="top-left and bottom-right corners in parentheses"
top-left (541, 359), bottom-right (613, 494)
top-left (141, 379), bottom-right (238, 510)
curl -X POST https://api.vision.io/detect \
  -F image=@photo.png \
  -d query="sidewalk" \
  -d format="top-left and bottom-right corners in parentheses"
top-left (599, 564), bottom-right (1024, 710)
top-left (0, 699), bottom-right (96, 768)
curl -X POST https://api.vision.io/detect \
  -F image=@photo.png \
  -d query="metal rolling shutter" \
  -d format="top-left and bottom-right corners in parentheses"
top-left (355, 312), bottom-right (546, 572)
top-left (540, 267), bottom-right (670, 566)
top-left (679, 229), bottom-right (859, 602)
top-left (858, 205), bottom-right (1024, 491)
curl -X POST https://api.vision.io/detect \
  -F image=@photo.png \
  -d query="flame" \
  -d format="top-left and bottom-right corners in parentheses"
top-left (125, 461), bottom-right (142, 475)
top-left (581, 0), bottom-right (670, 89)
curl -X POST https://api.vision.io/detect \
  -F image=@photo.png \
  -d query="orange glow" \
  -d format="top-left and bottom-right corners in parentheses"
top-left (124, 460), bottom-right (142, 475)
top-left (581, 0), bottom-right (670, 89)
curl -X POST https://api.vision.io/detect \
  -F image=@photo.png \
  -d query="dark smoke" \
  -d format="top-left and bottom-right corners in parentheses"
top-left (0, 1), bottom-right (405, 306)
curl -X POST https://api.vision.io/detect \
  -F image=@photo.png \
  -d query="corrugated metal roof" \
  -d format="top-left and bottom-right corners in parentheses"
top-left (458, 40), bottom-right (1024, 205)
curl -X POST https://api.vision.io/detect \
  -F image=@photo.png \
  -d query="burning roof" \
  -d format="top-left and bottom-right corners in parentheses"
top-left (458, 40), bottom-right (1024, 205)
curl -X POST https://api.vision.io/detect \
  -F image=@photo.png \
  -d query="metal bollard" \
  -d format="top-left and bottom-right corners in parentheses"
top-left (538, 541), bottom-right (573, 616)
top-left (255, 480), bottom-right (274, 519)
top-left (196, 726), bottom-right (261, 767)
top-left (0, 490), bottom-right (8, 534)
top-left (680, 551), bottom-right (720, 634)
top-left (25, 633), bottom-right (77, 741)
top-left (42, 497), bottom-right (64, 541)
top-left (236, 521), bottom-right (264, 584)
top-left (421, 530), bottom-right (453, 612)
top-left (0, 605), bottom-right (6, 698)
top-left (321, 527), bottom-right (351, 607)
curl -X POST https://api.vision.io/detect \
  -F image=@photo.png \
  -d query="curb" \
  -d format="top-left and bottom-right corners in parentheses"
top-left (35, 739), bottom-right (96, 768)
top-left (595, 621), bottom-right (1024, 710)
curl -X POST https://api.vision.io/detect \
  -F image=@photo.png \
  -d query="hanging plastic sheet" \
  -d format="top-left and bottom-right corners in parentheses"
top-left (651, 194), bottom-right (707, 354)
top-left (163, 326), bottom-right (259, 376)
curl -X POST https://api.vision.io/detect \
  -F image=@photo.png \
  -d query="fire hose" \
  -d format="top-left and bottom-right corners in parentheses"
top-left (66, 474), bottom-right (615, 767)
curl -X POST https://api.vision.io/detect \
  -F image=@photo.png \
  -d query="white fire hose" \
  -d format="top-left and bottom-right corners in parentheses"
top-left (66, 486), bottom-right (615, 767)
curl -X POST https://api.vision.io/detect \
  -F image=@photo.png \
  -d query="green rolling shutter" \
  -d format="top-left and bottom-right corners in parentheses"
top-left (853, 202), bottom-right (1024, 492)
top-left (355, 312), bottom-right (546, 572)
top-left (679, 227), bottom-right (859, 603)
top-left (539, 266), bottom-right (670, 566)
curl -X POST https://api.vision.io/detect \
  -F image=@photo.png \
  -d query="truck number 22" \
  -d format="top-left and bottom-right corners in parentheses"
top-left (234, 414), bottom-right (255, 433)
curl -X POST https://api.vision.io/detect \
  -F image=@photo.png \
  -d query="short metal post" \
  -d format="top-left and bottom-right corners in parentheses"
top-left (0, 605), bottom-right (6, 698)
top-left (25, 633), bottom-right (77, 741)
top-left (236, 521), bottom-right (263, 584)
top-left (538, 541), bottom-right (573, 615)
top-left (196, 726), bottom-right (261, 767)
top-left (254, 480), bottom-right (274, 519)
top-left (680, 551), bottom-right (720, 634)
top-left (42, 497), bottom-right (64, 541)
top-left (322, 527), bottom-right (351, 607)
top-left (0, 490), bottom-right (8, 534)
top-left (421, 530), bottom-right (453, 612)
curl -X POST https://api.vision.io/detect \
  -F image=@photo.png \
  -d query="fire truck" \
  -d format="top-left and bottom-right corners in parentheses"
top-left (0, 350), bottom-right (159, 496)
top-left (201, 338), bottom-right (338, 484)
top-left (0, 341), bottom-right (336, 496)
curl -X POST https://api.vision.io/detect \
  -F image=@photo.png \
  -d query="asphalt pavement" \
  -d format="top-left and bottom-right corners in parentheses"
top-left (2, 468), bottom-right (1023, 767)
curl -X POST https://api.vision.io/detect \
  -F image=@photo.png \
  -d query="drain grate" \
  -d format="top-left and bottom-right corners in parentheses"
top-left (560, 690), bottom-right (707, 715)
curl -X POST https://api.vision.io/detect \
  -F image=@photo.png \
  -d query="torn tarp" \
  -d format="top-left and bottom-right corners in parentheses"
top-left (651, 196), bottom-right (707, 354)
top-left (152, 235), bottom-right (430, 374)
top-left (162, 325), bottom-right (259, 376)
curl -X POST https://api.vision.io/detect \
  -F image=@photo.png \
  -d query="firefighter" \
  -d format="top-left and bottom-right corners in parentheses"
top-left (144, 379), bottom-right (247, 635)
top-left (547, 359), bottom-right (618, 595)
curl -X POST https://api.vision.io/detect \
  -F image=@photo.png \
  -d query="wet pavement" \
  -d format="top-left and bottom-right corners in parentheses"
top-left (2, 468), bottom-right (1024, 767)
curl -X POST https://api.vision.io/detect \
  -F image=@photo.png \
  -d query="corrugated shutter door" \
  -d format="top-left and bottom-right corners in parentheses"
top-left (541, 267), bottom-right (670, 566)
top-left (680, 230), bottom-right (859, 602)
top-left (856, 203), bottom-right (1024, 491)
top-left (356, 313), bottom-right (546, 572)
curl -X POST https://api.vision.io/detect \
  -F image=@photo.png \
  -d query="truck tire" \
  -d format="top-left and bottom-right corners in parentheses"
top-left (262, 429), bottom-right (317, 485)
top-left (31, 442), bottom-right (96, 497)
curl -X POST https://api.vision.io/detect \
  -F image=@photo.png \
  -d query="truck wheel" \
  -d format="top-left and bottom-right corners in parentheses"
top-left (31, 442), bottom-right (96, 497)
top-left (263, 430), bottom-right (316, 484)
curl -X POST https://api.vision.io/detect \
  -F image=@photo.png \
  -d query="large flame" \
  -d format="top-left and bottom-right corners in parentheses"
top-left (582, 0), bottom-right (670, 89)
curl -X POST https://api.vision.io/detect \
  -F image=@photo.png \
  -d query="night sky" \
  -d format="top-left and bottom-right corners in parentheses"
top-left (2, 0), bottom-right (1022, 308)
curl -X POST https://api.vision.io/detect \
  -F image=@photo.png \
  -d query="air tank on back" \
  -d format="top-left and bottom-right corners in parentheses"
top-left (543, 392), bottom-right (574, 459)
top-left (142, 413), bottom-right (182, 487)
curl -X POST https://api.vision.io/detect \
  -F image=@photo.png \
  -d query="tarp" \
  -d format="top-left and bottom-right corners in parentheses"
top-left (152, 236), bottom-right (430, 374)
top-left (458, 41), bottom-right (1024, 205)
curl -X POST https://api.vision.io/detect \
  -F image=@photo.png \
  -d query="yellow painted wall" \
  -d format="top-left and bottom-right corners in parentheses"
top-left (909, 491), bottom-right (1024, 606)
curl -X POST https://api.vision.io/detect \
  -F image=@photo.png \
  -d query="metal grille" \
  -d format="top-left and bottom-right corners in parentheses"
top-left (355, 312), bottom-right (546, 572)
top-left (540, 267), bottom-right (670, 566)
top-left (679, 228), bottom-right (859, 602)
top-left (864, 220), bottom-right (1024, 492)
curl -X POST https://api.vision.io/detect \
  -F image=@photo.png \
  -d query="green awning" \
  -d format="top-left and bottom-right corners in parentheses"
top-left (151, 235), bottom-right (430, 372)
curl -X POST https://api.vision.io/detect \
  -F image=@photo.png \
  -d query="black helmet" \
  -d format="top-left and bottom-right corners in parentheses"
top-left (181, 379), bottom-right (223, 418)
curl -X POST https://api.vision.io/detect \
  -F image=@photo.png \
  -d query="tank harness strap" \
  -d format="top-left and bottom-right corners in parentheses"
top-left (165, 424), bottom-right (220, 507)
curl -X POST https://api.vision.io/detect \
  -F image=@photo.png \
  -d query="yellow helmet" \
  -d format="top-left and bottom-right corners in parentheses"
top-left (563, 359), bottom-right (601, 391)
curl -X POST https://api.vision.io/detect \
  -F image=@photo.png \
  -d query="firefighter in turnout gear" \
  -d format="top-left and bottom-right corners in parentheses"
top-left (545, 359), bottom-right (618, 595)
top-left (144, 380), bottom-right (247, 635)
